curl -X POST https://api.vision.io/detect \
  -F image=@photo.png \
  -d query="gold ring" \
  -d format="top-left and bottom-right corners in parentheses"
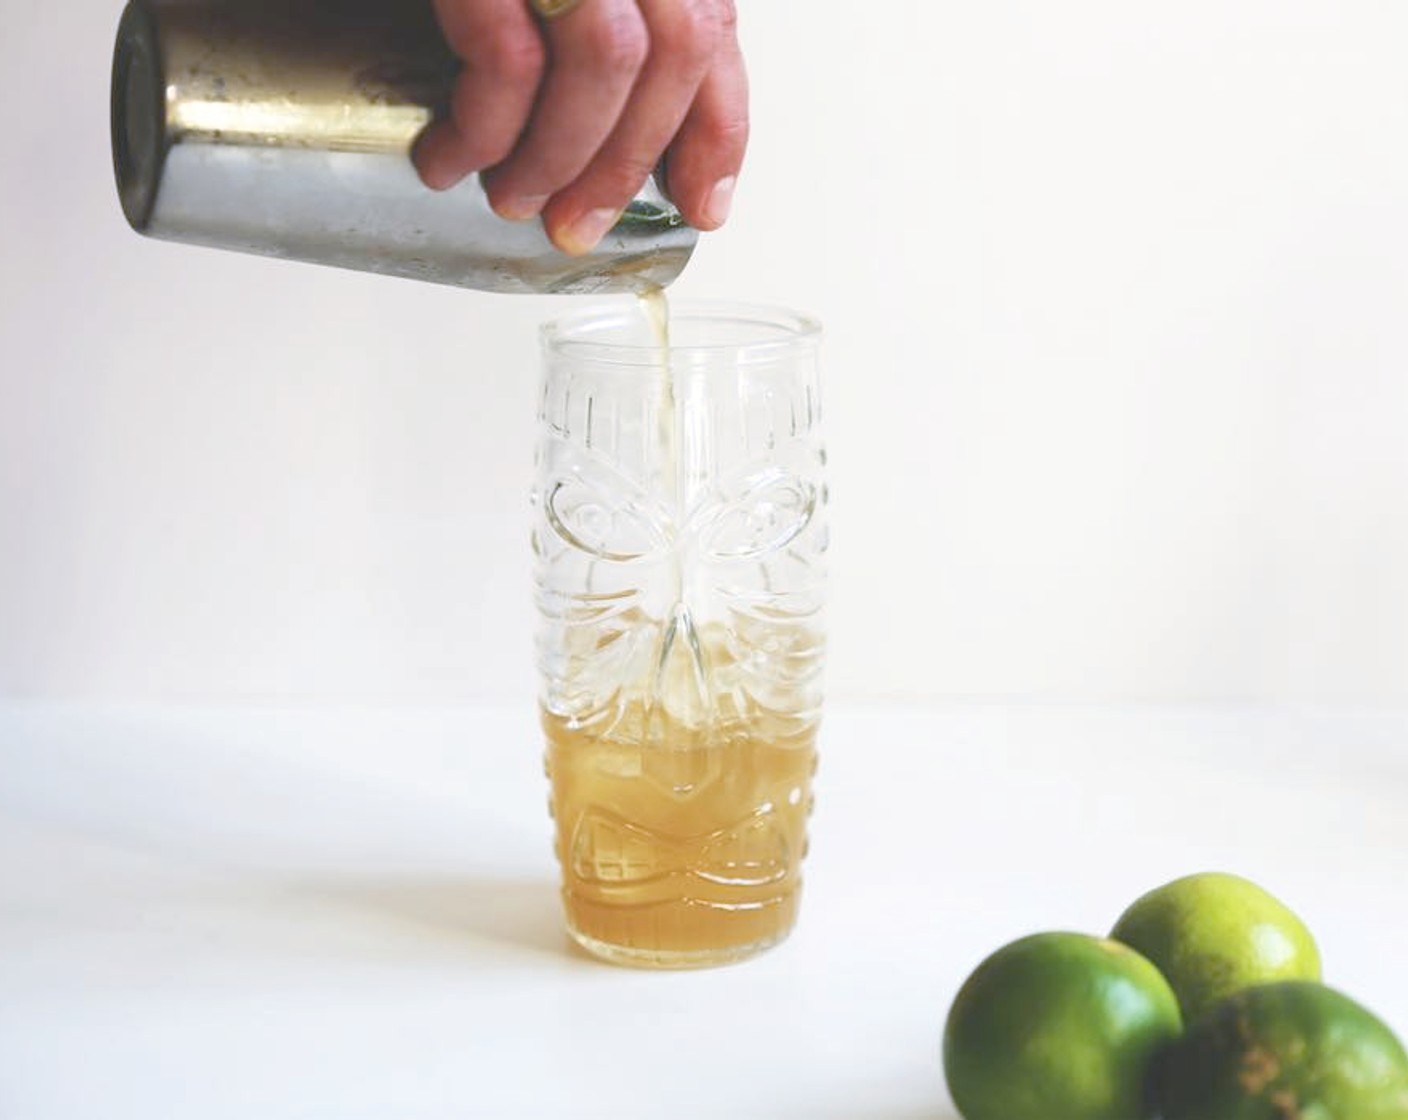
top-left (529, 0), bottom-right (588, 18)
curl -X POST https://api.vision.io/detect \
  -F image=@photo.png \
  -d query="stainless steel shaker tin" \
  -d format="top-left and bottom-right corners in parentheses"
top-left (111, 0), bottom-right (697, 294)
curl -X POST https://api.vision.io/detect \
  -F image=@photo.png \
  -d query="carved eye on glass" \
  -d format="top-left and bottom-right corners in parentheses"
top-left (544, 471), bottom-right (670, 562)
top-left (544, 460), bottom-right (818, 563)
top-left (696, 468), bottom-right (818, 561)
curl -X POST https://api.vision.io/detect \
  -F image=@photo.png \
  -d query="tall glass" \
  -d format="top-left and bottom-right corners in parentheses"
top-left (534, 301), bottom-right (827, 968)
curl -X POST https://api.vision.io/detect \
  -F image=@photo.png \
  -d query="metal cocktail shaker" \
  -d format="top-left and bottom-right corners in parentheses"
top-left (110, 0), bottom-right (697, 294)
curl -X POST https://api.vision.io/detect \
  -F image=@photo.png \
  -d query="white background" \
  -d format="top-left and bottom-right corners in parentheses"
top-left (4, 1), bottom-right (1408, 707)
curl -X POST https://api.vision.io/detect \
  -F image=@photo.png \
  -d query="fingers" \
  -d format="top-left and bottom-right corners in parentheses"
top-left (480, 0), bottom-right (649, 224)
top-left (538, 0), bottom-right (721, 255)
top-left (413, 0), bottom-right (546, 191)
top-left (415, 0), bottom-right (750, 255)
top-left (663, 0), bottom-right (748, 232)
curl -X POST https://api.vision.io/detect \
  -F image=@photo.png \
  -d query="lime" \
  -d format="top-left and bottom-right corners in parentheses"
top-left (1111, 872), bottom-right (1320, 1022)
top-left (1154, 980), bottom-right (1408, 1119)
top-left (942, 931), bottom-right (1182, 1120)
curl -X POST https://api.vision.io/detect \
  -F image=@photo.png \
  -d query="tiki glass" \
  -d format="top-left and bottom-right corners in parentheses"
top-left (534, 301), bottom-right (827, 968)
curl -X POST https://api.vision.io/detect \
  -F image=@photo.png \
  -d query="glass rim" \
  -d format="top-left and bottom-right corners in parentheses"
top-left (541, 298), bottom-right (822, 368)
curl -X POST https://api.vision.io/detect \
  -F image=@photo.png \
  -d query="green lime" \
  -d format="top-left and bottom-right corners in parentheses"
top-left (942, 931), bottom-right (1182, 1120)
top-left (1154, 980), bottom-right (1408, 1119)
top-left (1111, 872), bottom-right (1320, 1022)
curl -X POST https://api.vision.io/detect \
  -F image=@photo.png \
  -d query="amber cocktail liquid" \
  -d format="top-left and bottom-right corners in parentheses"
top-left (545, 642), bottom-right (818, 967)
top-left (535, 302), bottom-right (826, 968)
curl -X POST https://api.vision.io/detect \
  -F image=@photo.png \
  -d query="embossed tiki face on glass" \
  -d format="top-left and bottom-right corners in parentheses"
top-left (535, 301), bottom-right (826, 968)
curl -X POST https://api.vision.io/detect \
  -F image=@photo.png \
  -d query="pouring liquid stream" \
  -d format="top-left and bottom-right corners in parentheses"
top-left (636, 284), bottom-right (709, 726)
top-left (638, 283), bottom-right (679, 514)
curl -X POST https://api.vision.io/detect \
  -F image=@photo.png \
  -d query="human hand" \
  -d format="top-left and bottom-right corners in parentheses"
top-left (413, 0), bottom-right (747, 256)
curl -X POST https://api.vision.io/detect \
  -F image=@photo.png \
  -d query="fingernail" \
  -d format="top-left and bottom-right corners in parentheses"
top-left (704, 176), bottom-right (735, 227)
top-left (560, 207), bottom-right (621, 255)
top-left (497, 194), bottom-right (550, 221)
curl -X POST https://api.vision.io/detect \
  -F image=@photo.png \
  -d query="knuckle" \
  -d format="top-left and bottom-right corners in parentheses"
top-left (715, 0), bottom-right (739, 35)
top-left (654, 1), bottom-right (721, 69)
top-left (477, 25), bottom-right (547, 84)
top-left (706, 111), bottom-right (749, 153)
top-left (582, 9), bottom-right (649, 77)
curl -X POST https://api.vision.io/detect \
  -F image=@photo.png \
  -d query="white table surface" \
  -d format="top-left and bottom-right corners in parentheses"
top-left (2, 702), bottom-right (1405, 1119)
